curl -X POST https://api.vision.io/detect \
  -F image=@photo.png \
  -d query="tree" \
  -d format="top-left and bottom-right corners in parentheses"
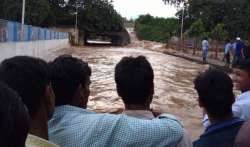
top-left (185, 19), bottom-right (205, 54)
top-left (25, 0), bottom-right (51, 26)
top-left (211, 23), bottom-right (228, 42)
top-left (186, 0), bottom-right (250, 39)
top-left (0, 0), bottom-right (50, 26)
top-left (211, 23), bottom-right (229, 58)
top-left (0, 0), bottom-right (124, 33)
top-left (135, 14), bottom-right (180, 43)
top-left (186, 19), bottom-right (205, 39)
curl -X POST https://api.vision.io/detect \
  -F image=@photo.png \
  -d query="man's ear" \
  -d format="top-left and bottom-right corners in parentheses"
top-left (198, 97), bottom-right (203, 107)
top-left (116, 85), bottom-right (122, 97)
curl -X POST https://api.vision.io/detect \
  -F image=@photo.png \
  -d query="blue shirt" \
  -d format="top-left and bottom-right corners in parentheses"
top-left (236, 41), bottom-right (244, 55)
top-left (194, 118), bottom-right (244, 147)
top-left (48, 105), bottom-right (183, 147)
top-left (224, 43), bottom-right (232, 54)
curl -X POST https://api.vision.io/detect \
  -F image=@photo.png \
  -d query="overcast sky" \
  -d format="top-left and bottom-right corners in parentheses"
top-left (112, 0), bottom-right (178, 19)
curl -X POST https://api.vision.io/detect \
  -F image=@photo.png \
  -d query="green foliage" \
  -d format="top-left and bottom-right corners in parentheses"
top-left (0, 0), bottom-right (123, 32)
top-left (211, 23), bottom-right (229, 41)
top-left (185, 19), bottom-right (205, 39)
top-left (0, 0), bottom-right (50, 26)
top-left (135, 14), bottom-right (180, 43)
top-left (78, 0), bottom-right (123, 32)
top-left (184, 0), bottom-right (250, 40)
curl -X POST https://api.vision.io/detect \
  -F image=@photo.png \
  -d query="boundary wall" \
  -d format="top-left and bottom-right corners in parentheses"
top-left (0, 19), bottom-right (69, 61)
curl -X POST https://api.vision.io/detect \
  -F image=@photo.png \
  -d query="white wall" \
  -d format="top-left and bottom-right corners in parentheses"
top-left (0, 39), bottom-right (69, 62)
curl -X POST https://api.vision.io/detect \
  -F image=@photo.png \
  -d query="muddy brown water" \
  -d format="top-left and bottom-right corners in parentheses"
top-left (46, 45), bottom-right (210, 140)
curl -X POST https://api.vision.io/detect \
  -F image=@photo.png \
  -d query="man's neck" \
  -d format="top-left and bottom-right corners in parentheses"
top-left (208, 113), bottom-right (234, 125)
top-left (241, 89), bottom-right (250, 93)
top-left (125, 104), bottom-right (150, 111)
top-left (30, 111), bottom-right (49, 140)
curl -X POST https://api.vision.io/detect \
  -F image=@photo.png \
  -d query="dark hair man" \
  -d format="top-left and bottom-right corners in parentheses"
top-left (115, 56), bottom-right (154, 114)
top-left (115, 56), bottom-right (192, 147)
top-left (203, 60), bottom-right (250, 128)
top-left (0, 56), bottom-right (57, 147)
top-left (0, 82), bottom-right (30, 147)
top-left (194, 69), bottom-right (244, 147)
top-left (49, 55), bottom-right (184, 147)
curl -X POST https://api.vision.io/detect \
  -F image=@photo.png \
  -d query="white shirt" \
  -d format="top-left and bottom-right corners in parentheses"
top-left (233, 91), bottom-right (250, 120)
top-left (202, 40), bottom-right (209, 51)
top-left (203, 91), bottom-right (250, 128)
top-left (123, 110), bottom-right (193, 147)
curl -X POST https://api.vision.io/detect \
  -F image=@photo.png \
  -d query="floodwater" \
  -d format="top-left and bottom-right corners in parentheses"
top-left (46, 28), bottom-right (209, 140)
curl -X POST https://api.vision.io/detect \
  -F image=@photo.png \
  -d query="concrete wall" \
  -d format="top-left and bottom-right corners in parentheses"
top-left (0, 39), bottom-right (69, 62)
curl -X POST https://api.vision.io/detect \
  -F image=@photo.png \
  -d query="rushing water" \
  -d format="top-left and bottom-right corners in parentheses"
top-left (48, 45), bottom-right (209, 140)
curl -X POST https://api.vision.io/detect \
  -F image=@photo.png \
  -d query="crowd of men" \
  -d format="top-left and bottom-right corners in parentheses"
top-left (0, 54), bottom-right (249, 147)
top-left (201, 37), bottom-right (250, 66)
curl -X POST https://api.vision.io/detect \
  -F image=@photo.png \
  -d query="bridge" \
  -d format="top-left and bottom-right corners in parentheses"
top-left (76, 28), bottom-right (131, 46)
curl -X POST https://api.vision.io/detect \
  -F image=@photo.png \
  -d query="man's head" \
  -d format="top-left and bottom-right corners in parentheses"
top-left (232, 60), bottom-right (250, 92)
top-left (50, 55), bottom-right (91, 108)
top-left (0, 56), bottom-right (54, 120)
top-left (0, 82), bottom-right (30, 147)
top-left (194, 69), bottom-right (234, 119)
top-left (115, 56), bottom-right (154, 109)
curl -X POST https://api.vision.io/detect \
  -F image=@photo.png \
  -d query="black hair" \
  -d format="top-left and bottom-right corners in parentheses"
top-left (0, 82), bottom-right (30, 147)
top-left (115, 56), bottom-right (154, 105)
top-left (232, 59), bottom-right (250, 76)
top-left (0, 56), bottom-right (50, 117)
top-left (49, 55), bottom-right (91, 106)
top-left (194, 69), bottom-right (234, 118)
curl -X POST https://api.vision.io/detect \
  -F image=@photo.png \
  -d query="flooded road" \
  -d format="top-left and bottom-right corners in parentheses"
top-left (48, 44), bottom-right (208, 140)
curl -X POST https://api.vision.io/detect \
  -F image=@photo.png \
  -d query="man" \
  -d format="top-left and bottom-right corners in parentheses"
top-left (49, 55), bottom-right (184, 147)
top-left (233, 37), bottom-right (244, 63)
top-left (194, 69), bottom-right (244, 147)
top-left (115, 56), bottom-right (192, 147)
top-left (203, 60), bottom-right (250, 128)
top-left (231, 59), bottom-right (250, 119)
top-left (202, 37), bottom-right (209, 63)
top-left (0, 82), bottom-right (30, 147)
top-left (0, 56), bottom-right (58, 147)
top-left (223, 39), bottom-right (232, 67)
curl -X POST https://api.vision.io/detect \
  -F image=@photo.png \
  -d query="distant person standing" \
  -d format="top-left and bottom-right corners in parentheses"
top-left (233, 37), bottom-right (245, 63)
top-left (202, 37), bottom-right (209, 63)
top-left (224, 39), bottom-right (232, 67)
top-left (243, 45), bottom-right (250, 59)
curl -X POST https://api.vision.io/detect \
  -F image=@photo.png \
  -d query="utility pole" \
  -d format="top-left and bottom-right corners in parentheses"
top-left (180, 4), bottom-right (185, 51)
top-left (75, 2), bottom-right (78, 45)
top-left (21, 0), bottom-right (26, 41)
top-left (181, 7), bottom-right (184, 42)
top-left (21, 0), bottom-right (25, 25)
